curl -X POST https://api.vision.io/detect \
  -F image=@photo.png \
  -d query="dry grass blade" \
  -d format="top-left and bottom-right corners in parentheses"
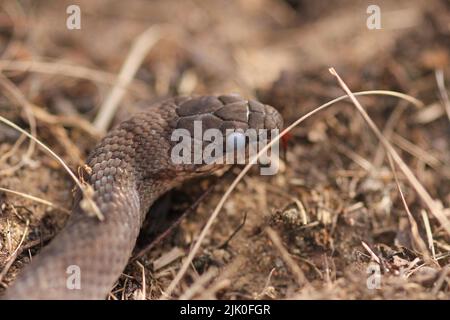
top-left (0, 72), bottom-right (36, 173)
top-left (435, 69), bottom-right (450, 122)
top-left (134, 261), bottom-right (146, 300)
top-left (132, 183), bottom-right (216, 261)
top-left (329, 68), bottom-right (450, 237)
top-left (391, 133), bottom-right (442, 169)
top-left (0, 116), bottom-right (80, 189)
top-left (0, 219), bottom-right (29, 285)
top-left (1, 77), bottom-right (99, 165)
top-left (335, 142), bottom-right (375, 171)
top-left (0, 115), bottom-right (103, 220)
top-left (387, 154), bottom-right (433, 263)
top-left (421, 209), bottom-right (436, 259)
top-left (361, 241), bottom-right (381, 264)
top-left (0, 133), bottom-right (26, 164)
top-left (94, 26), bottom-right (162, 132)
top-left (413, 102), bottom-right (446, 124)
top-left (0, 59), bottom-right (147, 94)
top-left (373, 102), bottom-right (407, 168)
top-left (30, 105), bottom-right (101, 139)
top-left (163, 89), bottom-right (424, 298)
top-left (0, 187), bottom-right (70, 213)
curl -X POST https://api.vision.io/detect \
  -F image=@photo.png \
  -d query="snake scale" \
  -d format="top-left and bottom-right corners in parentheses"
top-left (3, 94), bottom-right (283, 299)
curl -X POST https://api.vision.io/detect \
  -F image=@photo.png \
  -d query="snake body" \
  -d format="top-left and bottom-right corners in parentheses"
top-left (4, 95), bottom-right (282, 299)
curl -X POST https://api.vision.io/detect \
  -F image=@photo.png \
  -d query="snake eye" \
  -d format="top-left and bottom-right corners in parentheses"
top-left (226, 132), bottom-right (246, 153)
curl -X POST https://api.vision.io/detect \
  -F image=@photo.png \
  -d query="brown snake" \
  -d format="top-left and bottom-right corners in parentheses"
top-left (3, 94), bottom-right (283, 299)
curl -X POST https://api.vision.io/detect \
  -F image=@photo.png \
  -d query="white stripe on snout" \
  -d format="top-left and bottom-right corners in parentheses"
top-left (246, 103), bottom-right (250, 122)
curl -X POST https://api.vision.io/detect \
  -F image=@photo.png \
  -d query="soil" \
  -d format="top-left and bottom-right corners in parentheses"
top-left (0, 0), bottom-right (449, 299)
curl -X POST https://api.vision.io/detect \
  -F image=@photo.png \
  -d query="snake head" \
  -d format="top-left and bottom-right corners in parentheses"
top-left (168, 94), bottom-right (283, 176)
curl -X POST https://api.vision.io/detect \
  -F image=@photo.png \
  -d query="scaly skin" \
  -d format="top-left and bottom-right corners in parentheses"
top-left (4, 95), bottom-right (283, 299)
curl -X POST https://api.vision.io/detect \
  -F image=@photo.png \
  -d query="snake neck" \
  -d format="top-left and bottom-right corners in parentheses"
top-left (83, 112), bottom-right (177, 224)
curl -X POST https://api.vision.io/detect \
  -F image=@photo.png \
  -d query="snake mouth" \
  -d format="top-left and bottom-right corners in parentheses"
top-left (5, 93), bottom-right (283, 299)
top-left (194, 163), bottom-right (216, 173)
top-left (168, 95), bottom-right (283, 175)
top-left (263, 104), bottom-right (284, 132)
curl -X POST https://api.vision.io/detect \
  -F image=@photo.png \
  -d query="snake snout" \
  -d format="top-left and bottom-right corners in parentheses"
top-left (168, 95), bottom-right (283, 176)
top-left (262, 104), bottom-right (284, 132)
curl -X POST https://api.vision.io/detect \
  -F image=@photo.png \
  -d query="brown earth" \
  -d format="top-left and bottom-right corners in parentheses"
top-left (0, 0), bottom-right (449, 299)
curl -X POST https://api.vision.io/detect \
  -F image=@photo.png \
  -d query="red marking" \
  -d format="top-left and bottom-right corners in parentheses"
top-left (280, 132), bottom-right (292, 150)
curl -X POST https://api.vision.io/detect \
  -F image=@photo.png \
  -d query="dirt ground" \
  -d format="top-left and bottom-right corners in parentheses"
top-left (0, 0), bottom-right (449, 299)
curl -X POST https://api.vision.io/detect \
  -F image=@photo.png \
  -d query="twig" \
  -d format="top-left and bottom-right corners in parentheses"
top-left (0, 219), bottom-right (29, 284)
top-left (0, 115), bottom-right (103, 220)
top-left (94, 26), bottom-right (162, 132)
top-left (0, 133), bottom-right (26, 164)
top-left (218, 211), bottom-right (247, 249)
top-left (387, 153), bottom-right (432, 262)
top-left (435, 69), bottom-right (450, 123)
top-left (0, 72), bottom-right (36, 174)
top-left (421, 209), bottom-right (436, 260)
top-left (335, 142), bottom-right (375, 171)
top-left (361, 241), bottom-right (381, 264)
top-left (0, 187), bottom-right (70, 213)
top-left (163, 89), bottom-right (423, 298)
top-left (30, 104), bottom-right (101, 139)
top-left (372, 102), bottom-right (407, 167)
top-left (329, 68), bottom-right (450, 237)
top-left (135, 261), bottom-right (146, 300)
top-left (132, 183), bottom-right (215, 261)
top-left (20, 235), bottom-right (53, 251)
top-left (391, 133), bottom-right (441, 169)
top-left (0, 59), bottom-right (147, 94)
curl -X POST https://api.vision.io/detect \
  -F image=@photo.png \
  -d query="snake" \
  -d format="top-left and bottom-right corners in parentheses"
top-left (3, 94), bottom-right (283, 299)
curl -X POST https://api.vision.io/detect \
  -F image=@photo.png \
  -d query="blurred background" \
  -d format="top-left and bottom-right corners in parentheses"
top-left (0, 0), bottom-right (449, 299)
